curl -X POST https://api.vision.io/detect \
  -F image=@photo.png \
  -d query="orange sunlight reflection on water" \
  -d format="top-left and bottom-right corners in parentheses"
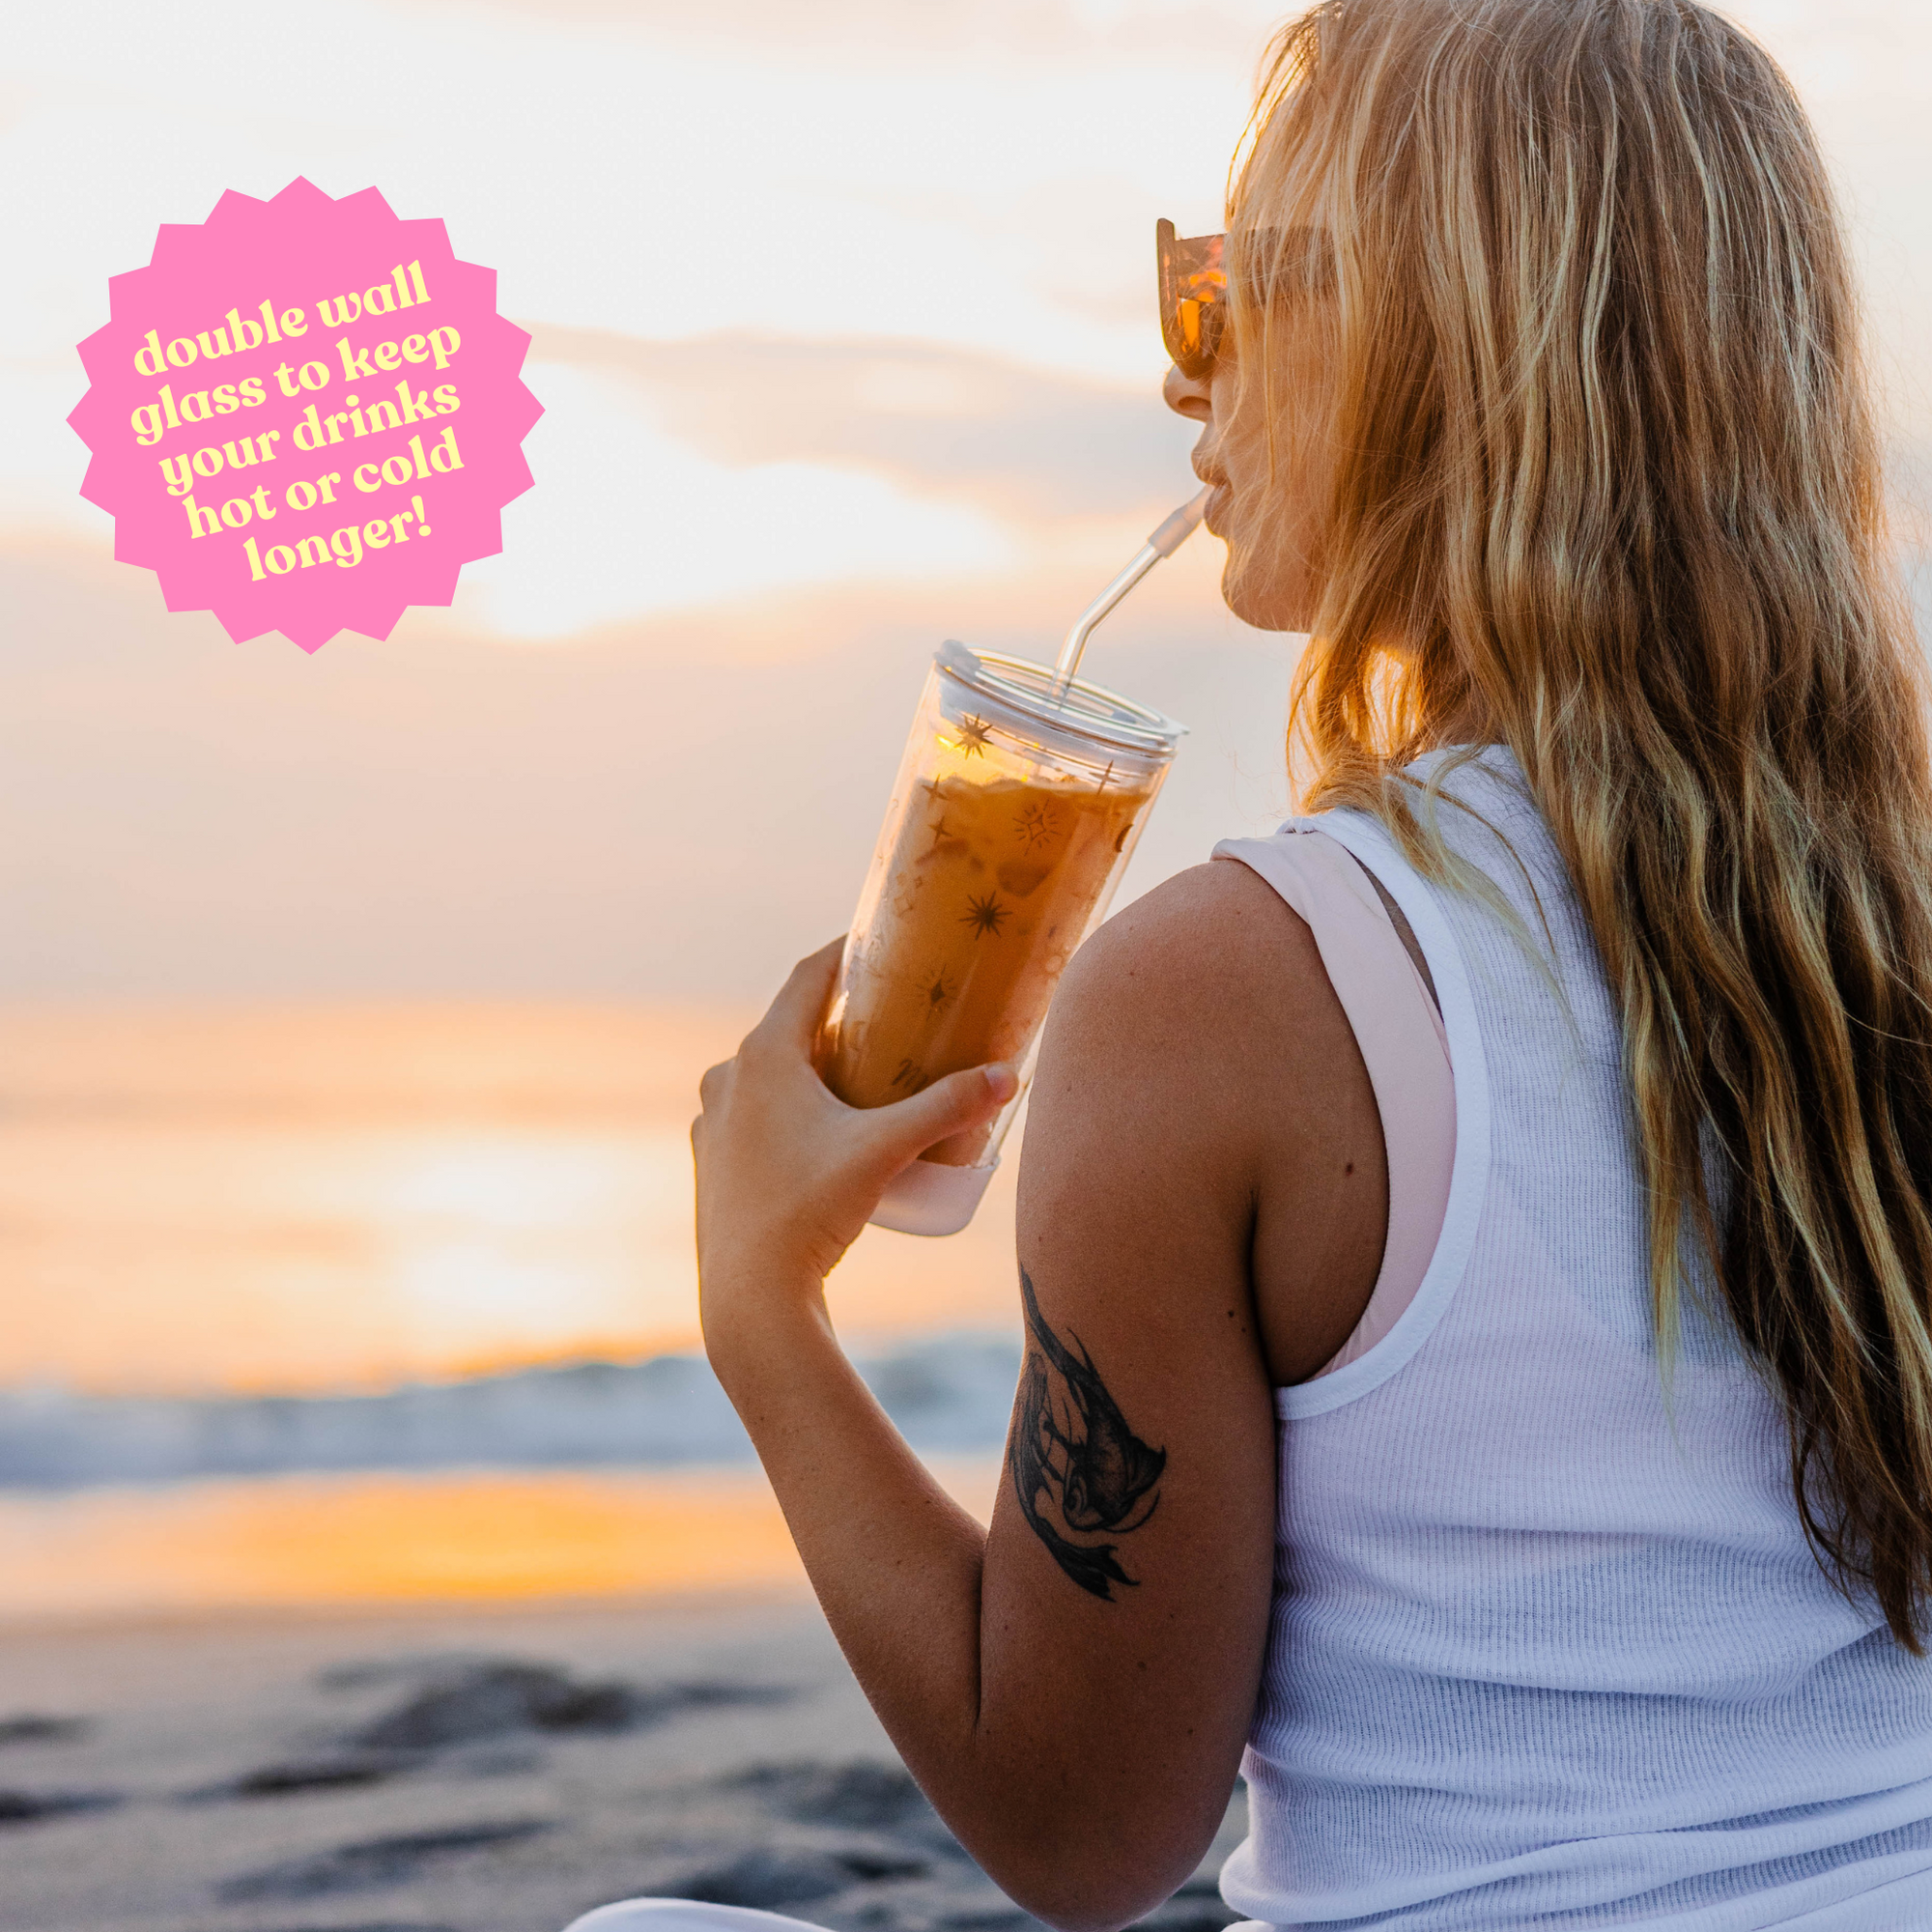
top-left (0, 1461), bottom-right (1004, 1620)
top-left (0, 1006), bottom-right (1023, 1396)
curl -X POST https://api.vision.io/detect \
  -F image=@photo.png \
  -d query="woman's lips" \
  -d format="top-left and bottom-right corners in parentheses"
top-left (1203, 482), bottom-right (1232, 534)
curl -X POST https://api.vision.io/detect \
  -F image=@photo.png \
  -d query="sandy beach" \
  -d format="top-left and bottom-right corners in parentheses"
top-left (0, 1588), bottom-right (1248, 1932)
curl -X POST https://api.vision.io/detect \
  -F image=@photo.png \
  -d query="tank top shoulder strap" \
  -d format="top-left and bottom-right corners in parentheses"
top-left (1211, 823), bottom-right (1456, 1379)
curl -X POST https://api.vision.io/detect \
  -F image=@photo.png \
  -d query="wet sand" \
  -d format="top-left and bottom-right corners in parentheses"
top-left (0, 1589), bottom-right (1245, 1932)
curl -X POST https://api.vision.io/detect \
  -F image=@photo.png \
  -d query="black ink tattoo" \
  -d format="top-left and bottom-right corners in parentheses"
top-left (1009, 1268), bottom-right (1166, 1601)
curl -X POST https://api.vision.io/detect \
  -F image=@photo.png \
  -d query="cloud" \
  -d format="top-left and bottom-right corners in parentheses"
top-left (393, 0), bottom-right (1282, 64)
top-left (7, 0), bottom-right (1245, 377)
top-left (0, 530), bottom-right (1287, 1003)
top-left (0, 355), bottom-right (95, 539)
top-left (526, 327), bottom-right (1199, 522)
top-left (14, 321), bottom-right (1198, 651)
top-left (461, 357), bottom-right (1019, 639)
top-left (436, 329), bottom-right (1202, 641)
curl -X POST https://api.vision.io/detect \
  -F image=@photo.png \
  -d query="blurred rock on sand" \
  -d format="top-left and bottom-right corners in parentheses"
top-left (0, 1590), bottom-right (1246, 1932)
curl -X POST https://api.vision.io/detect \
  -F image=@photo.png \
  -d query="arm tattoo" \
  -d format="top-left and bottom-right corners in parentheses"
top-left (1008, 1267), bottom-right (1167, 1602)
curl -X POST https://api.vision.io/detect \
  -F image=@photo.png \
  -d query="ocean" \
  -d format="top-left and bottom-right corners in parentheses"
top-left (0, 1005), bottom-right (1022, 1616)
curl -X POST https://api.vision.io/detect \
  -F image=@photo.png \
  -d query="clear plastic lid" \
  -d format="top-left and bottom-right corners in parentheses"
top-left (935, 640), bottom-right (1187, 767)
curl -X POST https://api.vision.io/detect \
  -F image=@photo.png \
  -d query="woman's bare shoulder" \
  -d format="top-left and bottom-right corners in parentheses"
top-left (1051, 857), bottom-right (1336, 1071)
top-left (1030, 857), bottom-right (1351, 1188)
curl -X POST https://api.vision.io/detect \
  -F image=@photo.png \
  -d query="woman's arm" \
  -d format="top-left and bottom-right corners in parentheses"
top-left (694, 861), bottom-right (1374, 1932)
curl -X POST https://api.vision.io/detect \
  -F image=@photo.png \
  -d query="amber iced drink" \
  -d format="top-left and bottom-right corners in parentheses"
top-left (819, 640), bottom-right (1184, 1236)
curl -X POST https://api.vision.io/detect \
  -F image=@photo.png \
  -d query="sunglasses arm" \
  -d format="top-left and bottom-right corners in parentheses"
top-left (1053, 486), bottom-right (1213, 685)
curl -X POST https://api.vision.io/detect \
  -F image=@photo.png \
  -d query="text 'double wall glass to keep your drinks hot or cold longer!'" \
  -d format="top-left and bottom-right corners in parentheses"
top-left (817, 639), bottom-right (1185, 1236)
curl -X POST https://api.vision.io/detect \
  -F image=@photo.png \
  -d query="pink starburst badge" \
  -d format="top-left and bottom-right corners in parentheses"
top-left (69, 179), bottom-right (542, 653)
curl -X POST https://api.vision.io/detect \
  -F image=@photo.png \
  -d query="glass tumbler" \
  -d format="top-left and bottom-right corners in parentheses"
top-left (817, 639), bottom-right (1185, 1236)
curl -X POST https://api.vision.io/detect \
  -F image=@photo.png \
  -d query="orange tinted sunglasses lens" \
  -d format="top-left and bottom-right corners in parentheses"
top-left (1157, 217), bottom-right (1227, 378)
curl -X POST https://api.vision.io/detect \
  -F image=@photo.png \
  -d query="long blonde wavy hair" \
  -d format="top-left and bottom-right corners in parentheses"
top-left (1230, 0), bottom-right (1932, 1646)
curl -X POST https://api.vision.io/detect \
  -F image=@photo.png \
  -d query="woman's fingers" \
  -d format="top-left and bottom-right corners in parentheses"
top-left (750, 937), bottom-right (847, 1057)
top-left (694, 942), bottom-right (1017, 1290)
top-left (864, 1063), bottom-right (1019, 1168)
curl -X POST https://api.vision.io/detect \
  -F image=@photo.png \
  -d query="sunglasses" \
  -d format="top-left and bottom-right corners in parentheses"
top-left (1157, 218), bottom-right (1330, 380)
top-left (1156, 218), bottom-right (1227, 380)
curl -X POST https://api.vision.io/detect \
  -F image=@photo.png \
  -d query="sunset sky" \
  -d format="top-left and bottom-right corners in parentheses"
top-left (10, 0), bottom-right (1932, 1007)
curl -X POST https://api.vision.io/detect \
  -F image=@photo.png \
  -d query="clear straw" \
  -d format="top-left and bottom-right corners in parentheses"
top-left (1052, 486), bottom-right (1212, 691)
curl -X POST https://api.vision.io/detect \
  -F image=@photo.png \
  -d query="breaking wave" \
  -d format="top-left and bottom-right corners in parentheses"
top-left (0, 1333), bottom-right (1022, 1490)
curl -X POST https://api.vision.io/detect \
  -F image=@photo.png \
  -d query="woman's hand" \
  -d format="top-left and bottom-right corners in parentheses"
top-left (691, 938), bottom-right (1018, 1346)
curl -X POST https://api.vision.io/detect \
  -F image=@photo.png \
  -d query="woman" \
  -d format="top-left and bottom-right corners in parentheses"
top-left (577, 1), bottom-right (1932, 1925)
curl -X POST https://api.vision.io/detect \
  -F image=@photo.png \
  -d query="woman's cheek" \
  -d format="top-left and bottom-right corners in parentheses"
top-left (1224, 504), bottom-right (1318, 632)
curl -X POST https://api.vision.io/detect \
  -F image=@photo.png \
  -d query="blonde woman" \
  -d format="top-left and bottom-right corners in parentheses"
top-left (579, 1), bottom-right (1932, 1925)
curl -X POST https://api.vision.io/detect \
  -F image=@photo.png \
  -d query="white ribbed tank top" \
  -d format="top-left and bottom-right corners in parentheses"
top-left (1216, 750), bottom-right (1932, 1930)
